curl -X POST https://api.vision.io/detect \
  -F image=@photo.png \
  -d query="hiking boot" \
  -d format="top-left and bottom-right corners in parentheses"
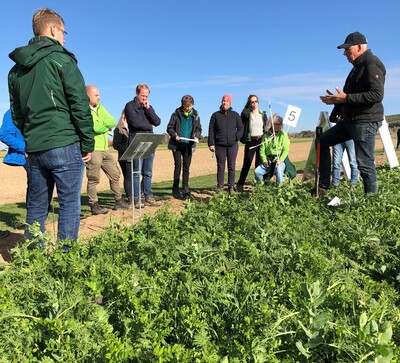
top-left (144, 196), bottom-right (161, 207)
top-left (114, 198), bottom-right (130, 210)
top-left (0, 230), bottom-right (10, 238)
top-left (90, 202), bottom-right (109, 215)
top-left (134, 198), bottom-right (145, 209)
top-left (236, 183), bottom-right (244, 192)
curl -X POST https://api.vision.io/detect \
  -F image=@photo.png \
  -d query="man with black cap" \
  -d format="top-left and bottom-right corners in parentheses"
top-left (318, 31), bottom-right (386, 194)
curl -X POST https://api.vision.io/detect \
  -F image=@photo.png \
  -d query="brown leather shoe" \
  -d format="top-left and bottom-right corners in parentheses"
top-left (90, 202), bottom-right (109, 215)
top-left (144, 196), bottom-right (161, 207)
top-left (114, 198), bottom-right (130, 210)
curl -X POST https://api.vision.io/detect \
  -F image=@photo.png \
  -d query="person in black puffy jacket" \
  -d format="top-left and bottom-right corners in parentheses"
top-left (208, 94), bottom-right (243, 193)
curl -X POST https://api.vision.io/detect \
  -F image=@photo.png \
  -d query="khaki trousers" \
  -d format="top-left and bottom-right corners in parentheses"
top-left (86, 151), bottom-right (122, 204)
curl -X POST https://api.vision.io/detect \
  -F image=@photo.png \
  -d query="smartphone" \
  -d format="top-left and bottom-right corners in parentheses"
top-left (326, 89), bottom-right (333, 95)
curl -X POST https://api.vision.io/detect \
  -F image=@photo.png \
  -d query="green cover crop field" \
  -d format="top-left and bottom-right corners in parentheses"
top-left (0, 165), bottom-right (399, 362)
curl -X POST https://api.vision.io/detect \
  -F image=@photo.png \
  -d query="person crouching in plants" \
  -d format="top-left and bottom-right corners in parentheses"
top-left (254, 114), bottom-right (290, 184)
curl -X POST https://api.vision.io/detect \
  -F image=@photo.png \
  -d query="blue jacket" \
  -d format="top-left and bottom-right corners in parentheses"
top-left (0, 109), bottom-right (26, 166)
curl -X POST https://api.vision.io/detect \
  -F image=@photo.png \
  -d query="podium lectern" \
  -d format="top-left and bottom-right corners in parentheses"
top-left (120, 133), bottom-right (167, 224)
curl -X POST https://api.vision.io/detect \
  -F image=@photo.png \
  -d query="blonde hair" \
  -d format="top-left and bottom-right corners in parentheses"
top-left (32, 8), bottom-right (64, 36)
top-left (136, 83), bottom-right (150, 95)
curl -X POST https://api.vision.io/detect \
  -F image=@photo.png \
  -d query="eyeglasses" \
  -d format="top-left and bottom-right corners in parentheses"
top-left (273, 123), bottom-right (282, 126)
top-left (57, 27), bottom-right (68, 36)
top-left (52, 25), bottom-right (68, 36)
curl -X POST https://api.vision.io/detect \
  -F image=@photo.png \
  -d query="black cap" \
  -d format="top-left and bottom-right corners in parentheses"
top-left (337, 32), bottom-right (367, 49)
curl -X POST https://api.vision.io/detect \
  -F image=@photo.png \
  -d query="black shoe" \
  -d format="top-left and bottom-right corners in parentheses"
top-left (90, 202), bottom-right (109, 215)
top-left (182, 191), bottom-right (194, 200)
top-left (236, 184), bottom-right (244, 192)
top-left (114, 198), bottom-right (130, 210)
top-left (172, 189), bottom-right (183, 199)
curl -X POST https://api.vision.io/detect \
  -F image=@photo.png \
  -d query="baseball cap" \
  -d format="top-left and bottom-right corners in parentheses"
top-left (337, 32), bottom-right (367, 49)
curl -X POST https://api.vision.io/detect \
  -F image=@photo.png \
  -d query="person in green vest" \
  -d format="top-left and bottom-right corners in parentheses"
top-left (85, 85), bottom-right (129, 215)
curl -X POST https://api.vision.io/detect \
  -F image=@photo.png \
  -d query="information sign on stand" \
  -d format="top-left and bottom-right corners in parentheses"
top-left (120, 133), bottom-right (167, 224)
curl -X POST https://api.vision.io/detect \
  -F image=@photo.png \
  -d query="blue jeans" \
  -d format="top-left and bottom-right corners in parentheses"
top-left (25, 142), bottom-right (84, 242)
top-left (133, 152), bottom-right (155, 199)
top-left (320, 121), bottom-right (381, 193)
top-left (254, 162), bottom-right (286, 183)
top-left (332, 140), bottom-right (359, 187)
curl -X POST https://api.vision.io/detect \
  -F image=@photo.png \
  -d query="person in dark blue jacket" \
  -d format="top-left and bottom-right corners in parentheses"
top-left (124, 84), bottom-right (162, 208)
top-left (0, 109), bottom-right (30, 204)
top-left (208, 94), bottom-right (244, 194)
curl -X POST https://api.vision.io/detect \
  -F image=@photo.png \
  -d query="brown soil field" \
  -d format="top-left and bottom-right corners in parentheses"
top-left (0, 138), bottom-right (394, 263)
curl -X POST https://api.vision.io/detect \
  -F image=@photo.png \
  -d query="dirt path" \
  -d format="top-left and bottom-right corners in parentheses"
top-left (0, 138), bottom-right (393, 263)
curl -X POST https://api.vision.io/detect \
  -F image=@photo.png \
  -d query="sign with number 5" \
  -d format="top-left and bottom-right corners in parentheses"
top-left (283, 105), bottom-right (302, 128)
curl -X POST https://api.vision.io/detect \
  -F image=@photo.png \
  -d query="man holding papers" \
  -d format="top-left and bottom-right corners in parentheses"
top-left (167, 95), bottom-right (202, 199)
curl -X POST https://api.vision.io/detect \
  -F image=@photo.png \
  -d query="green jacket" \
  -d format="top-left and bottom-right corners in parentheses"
top-left (260, 130), bottom-right (290, 163)
top-left (90, 104), bottom-right (116, 151)
top-left (8, 36), bottom-right (94, 153)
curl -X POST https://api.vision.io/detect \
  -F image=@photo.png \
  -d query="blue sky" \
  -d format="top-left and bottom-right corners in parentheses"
top-left (1, 0), bottom-right (399, 144)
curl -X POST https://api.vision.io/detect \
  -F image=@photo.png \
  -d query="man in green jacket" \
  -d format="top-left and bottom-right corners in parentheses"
top-left (85, 85), bottom-right (129, 214)
top-left (8, 8), bottom-right (94, 244)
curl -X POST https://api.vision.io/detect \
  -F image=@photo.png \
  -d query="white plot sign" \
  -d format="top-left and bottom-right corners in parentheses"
top-left (283, 105), bottom-right (302, 128)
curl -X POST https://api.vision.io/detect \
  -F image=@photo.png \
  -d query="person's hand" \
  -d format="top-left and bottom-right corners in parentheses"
top-left (209, 145), bottom-right (215, 152)
top-left (82, 152), bottom-right (92, 163)
top-left (320, 87), bottom-right (347, 105)
top-left (263, 161), bottom-right (269, 167)
top-left (276, 159), bottom-right (283, 165)
top-left (194, 137), bottom-right (199, 143)
top-left (176, 135), bottom-right (181, 141)
top-left (142, 100), bottom-right (150, 109)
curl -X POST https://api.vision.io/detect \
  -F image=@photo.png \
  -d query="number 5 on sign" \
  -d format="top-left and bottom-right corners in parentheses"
top-left (283, 105), bottom-right (302, 128)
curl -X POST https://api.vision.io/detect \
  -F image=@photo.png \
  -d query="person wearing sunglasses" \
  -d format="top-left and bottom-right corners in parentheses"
top-left (236, 95), bottom-right (269, 191)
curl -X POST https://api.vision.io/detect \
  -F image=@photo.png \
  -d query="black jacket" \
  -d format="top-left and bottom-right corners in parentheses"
top-left (167, 107), bottom-right (202, 151)
top-left (124, 97), bottom-right (161, 139)
top-left (332, 49), bottom-right (386, 123)
top-left (208, 107), bottom-right (244, 147)
top-left (240, 108), bottom-right (269, 143)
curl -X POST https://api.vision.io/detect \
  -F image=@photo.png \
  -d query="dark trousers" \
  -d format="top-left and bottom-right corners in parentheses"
top-left (238, 139), bottom-right (262, 185)
top-left (215, 143), bottom-right (239, 188)
top-left (172, 143), bottom-right (192, 193)
top-left (119, 160), bottom-right (132, 198)
top-left (319, 121), bottom-right (381, 193)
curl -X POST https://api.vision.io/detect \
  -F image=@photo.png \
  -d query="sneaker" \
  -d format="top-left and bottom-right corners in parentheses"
top-left (90, 202), bottom-right (109, 215)
top-left (134, 198), bottom-right (145, 209)
top-left (236, 183), bottom-right (244, 192)
top-left (228, 187), bottom-right (235, 196)
top-left (114, 198), bottom-right (130, 210)
top-left (144, 196), bottom-right (161, 207)
top-left (0, 230), bottom-right (10, 238)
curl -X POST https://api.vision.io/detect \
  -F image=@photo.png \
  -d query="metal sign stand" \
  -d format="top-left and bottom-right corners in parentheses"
top-left (119, 133), bottom-right (166, 224)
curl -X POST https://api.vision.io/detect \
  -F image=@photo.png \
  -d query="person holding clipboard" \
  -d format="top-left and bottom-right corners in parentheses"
top-left (167, 95), bottom-right (202, 199)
